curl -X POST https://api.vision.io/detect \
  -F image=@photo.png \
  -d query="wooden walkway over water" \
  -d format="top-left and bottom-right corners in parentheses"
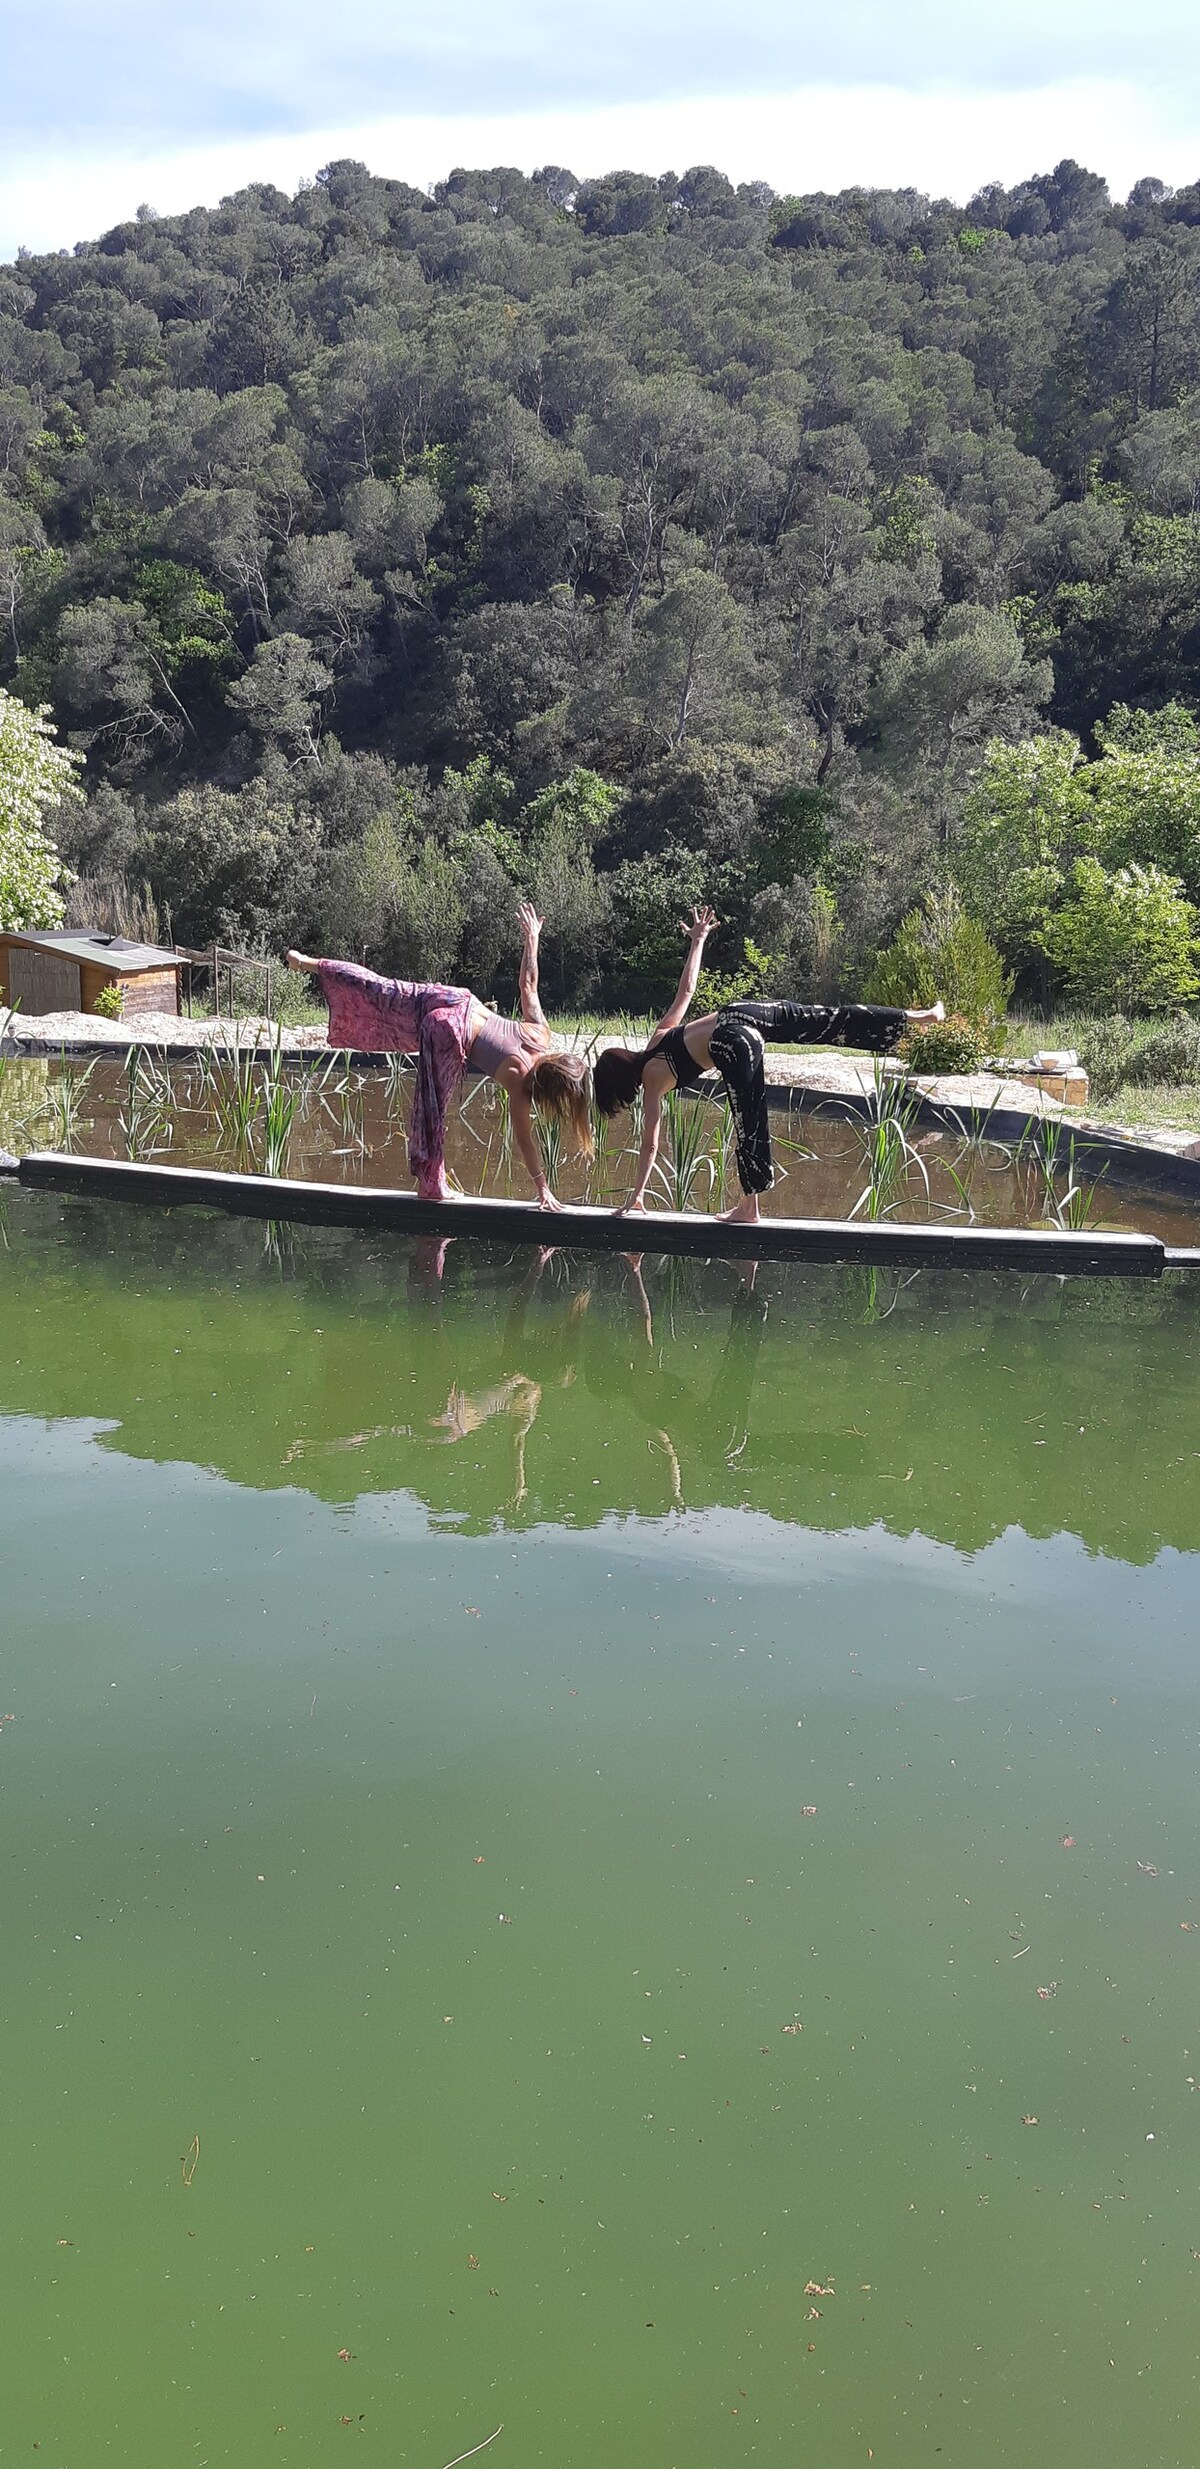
top-left (16, 1152), bottom-right (1200, 1276)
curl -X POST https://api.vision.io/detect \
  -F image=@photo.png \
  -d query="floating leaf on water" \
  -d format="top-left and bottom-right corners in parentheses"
top-left (1061, 1836), bottom-right (1075, 1848)
top-left (801, 1806), bottom-right (818, 1818)
top-left (1022, 2115), bottom-right (1039, 2126)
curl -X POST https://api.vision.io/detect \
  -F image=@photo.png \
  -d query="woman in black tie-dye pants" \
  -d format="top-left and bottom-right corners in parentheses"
top-left (592, 909), bottom-right (941, 1224)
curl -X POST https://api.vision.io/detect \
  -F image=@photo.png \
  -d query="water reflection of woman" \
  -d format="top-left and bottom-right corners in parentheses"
top-left (615, 1253), bottom-right (769, 1509)
top-left (287, 904), bottom-right (590, 1206)
top-left (424, 1248), bottom-right (591, 1506)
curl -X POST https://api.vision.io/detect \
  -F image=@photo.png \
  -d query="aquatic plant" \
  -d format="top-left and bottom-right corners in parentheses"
top-left (1025, 1119), bottom-right (1104, 1232)
top-left (333, 1066), bottom-right (365, 1157)
top-left (847, 1066), bottom-right (929, 1223)
top-left (260, 1029), bottom-right (301, 1178)
top-left (534, 1104), bottom-right (563, 1194)
top-left (650, 1090), bottom-right (719, 1213)
top-left (459, 1074), bottom-right (514, 1191)
top-left (209, 1035), bottom-right (262, 1163)
top-left (45, 1051), bottom-right (97, 1153)
top-left (382, 1050), bottom-right (412, 1112)
top-left (119, 1042), bottom-right (173, 1161)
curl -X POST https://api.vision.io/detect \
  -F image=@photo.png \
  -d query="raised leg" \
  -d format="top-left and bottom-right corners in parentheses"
top-left (724, 999), bottom-right (907, 1054)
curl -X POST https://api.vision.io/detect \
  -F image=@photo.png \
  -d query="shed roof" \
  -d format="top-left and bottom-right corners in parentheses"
top-left (0, 928), bottom-right (180, 973)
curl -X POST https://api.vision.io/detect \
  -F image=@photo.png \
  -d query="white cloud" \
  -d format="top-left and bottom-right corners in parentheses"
top-left (4, 76), bottom-right (1194, 258)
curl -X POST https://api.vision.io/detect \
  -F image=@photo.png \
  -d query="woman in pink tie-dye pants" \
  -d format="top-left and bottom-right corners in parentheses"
top-left (286, 904), bottom-right (591, 1207)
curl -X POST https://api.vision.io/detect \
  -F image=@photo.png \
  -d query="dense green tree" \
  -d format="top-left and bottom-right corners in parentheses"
top-left (2, 154), bottom-right (1200, 997)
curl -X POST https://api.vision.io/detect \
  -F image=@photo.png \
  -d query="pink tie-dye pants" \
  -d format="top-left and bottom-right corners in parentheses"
top-left (315, 960), bottom-right (475, 1203)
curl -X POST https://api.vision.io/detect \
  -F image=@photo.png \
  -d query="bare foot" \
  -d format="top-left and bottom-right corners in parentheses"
top-left (719, 1194), bottom-right (761, 1224)
top-left (907, 1001), bottom-right (945, 1026)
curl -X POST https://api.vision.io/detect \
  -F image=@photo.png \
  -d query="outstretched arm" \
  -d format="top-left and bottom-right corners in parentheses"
top-left (516, 903), bottom-right (547, 1032)
top-left (651, 907), bottom-right (718, 1039)
top-left (509, 1080), bottom-right (561, 1210)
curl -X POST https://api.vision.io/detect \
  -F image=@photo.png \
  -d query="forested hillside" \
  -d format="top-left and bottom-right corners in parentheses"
top-left (4, 154), bottom-right (1200, 1003)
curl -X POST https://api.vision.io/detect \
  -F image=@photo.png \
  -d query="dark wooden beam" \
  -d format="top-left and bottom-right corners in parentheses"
top-left (17, 1151), bottom-right (1171, 1277)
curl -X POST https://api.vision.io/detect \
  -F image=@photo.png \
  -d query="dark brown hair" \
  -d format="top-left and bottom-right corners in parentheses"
top-left (592, 1045), bottom-right (645, 1118)
top-left (526, 1051), bottom-right (595, 1160)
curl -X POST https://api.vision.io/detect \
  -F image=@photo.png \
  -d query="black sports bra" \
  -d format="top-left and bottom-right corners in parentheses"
top-left (644, 1024), bottom-right (705, 1089)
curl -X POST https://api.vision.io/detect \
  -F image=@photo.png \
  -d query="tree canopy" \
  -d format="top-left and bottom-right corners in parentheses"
top-left (3, 155), bottom-right (1200, 999)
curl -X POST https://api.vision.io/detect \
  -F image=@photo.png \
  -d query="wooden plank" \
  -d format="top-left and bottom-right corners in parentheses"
top-left (16, 1151), bottom-right (1170, 1277)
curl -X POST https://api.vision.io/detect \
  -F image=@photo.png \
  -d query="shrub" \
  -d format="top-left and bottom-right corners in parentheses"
top-left (1038, 860), bottom-right (1200, 1012)
top-left (866, 886), bottom-right (1012, 1031)
top-left (1077, 1008), bottom-right (1200, 1096)
top-left (1077, 1015), bottom-right (1136, 1097)
top-left (897, 1012), bottom-right (989, 1074)
top-left (694, 938), bottom-right (778, 1011)
top-left (91, 982), bottom-right (123, 1020)
top-left (1121, 1010), bottom-right (1200, 1086)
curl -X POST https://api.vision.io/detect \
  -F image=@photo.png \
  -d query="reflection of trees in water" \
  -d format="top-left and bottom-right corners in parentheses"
top-left (6, 1189), bottom-right (1200, 1558)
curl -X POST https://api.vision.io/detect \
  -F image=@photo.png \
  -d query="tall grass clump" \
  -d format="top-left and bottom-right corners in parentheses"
top-left (119, 1043), bottom-right (173, 1160)
top-left (45, 1053), bottom-right (97, 1153)
top-left (260, 1030), bottom-right (301, 1178)
top-left (847, 1066), bottom-right (929, 1222)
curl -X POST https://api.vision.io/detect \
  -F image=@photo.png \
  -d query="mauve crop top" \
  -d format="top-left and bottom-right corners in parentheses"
top-left (466, 1007), bottom-right (546, 1076)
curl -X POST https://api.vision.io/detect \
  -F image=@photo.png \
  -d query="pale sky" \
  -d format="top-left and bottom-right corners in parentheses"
top-left (3, 0), bottom-right (1198, 259)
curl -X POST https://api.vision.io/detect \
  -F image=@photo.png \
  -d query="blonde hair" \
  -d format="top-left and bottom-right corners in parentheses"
top-left (526, 1052), bottom-right (595, 1161)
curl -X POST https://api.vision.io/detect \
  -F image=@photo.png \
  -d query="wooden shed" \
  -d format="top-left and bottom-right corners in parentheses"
top-left (0, 929), bottom-right (182, 1021)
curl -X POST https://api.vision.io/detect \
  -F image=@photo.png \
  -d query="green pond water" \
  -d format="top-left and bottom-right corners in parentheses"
top-left (3, 1188), bottom-right (1200, 2468)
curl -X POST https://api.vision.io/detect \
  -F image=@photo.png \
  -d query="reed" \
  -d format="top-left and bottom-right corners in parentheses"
top-left (847, 1065), bottom-right (929, 1223)
top-left (650, 1091), bottom-right (719, 1213)
top-left (45, 1052), bottom-right (97, 1153)
top-left (209, 1034), bottom-right (262, 1162)
top-left (382, 1050), bottom-right (413, 1112)
top-left (1025, 1120), bottom-right (1104, 1231)
top-left (260, 1029), bottom-right (301, 1178)
top-left (458, 1073), bottom-right (509, 1177)
top-left (534, 1104), bottom-right (563, 1194)
top-left (119, 1043), bottom-right (173, 1161)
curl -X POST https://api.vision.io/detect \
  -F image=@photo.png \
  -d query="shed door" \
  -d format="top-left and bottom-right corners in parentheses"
top-left (8, 947), bottom-right (83, 1015)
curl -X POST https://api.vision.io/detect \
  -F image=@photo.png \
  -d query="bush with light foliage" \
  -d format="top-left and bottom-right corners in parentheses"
top-left (0, 690), bottom-right (81, 930)
top-left (1039, 861), bottom-right (1199, 1013)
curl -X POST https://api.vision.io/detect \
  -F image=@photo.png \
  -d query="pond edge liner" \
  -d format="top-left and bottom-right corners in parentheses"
top-left (780, 1082), bottom-right (1200, 1200)
top-left (15, 1151), bottom-right (1185, 1277)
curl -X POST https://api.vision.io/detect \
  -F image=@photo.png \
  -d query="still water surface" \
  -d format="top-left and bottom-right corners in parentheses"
top-left (3, 1190), bottom-right (1199, 2465)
